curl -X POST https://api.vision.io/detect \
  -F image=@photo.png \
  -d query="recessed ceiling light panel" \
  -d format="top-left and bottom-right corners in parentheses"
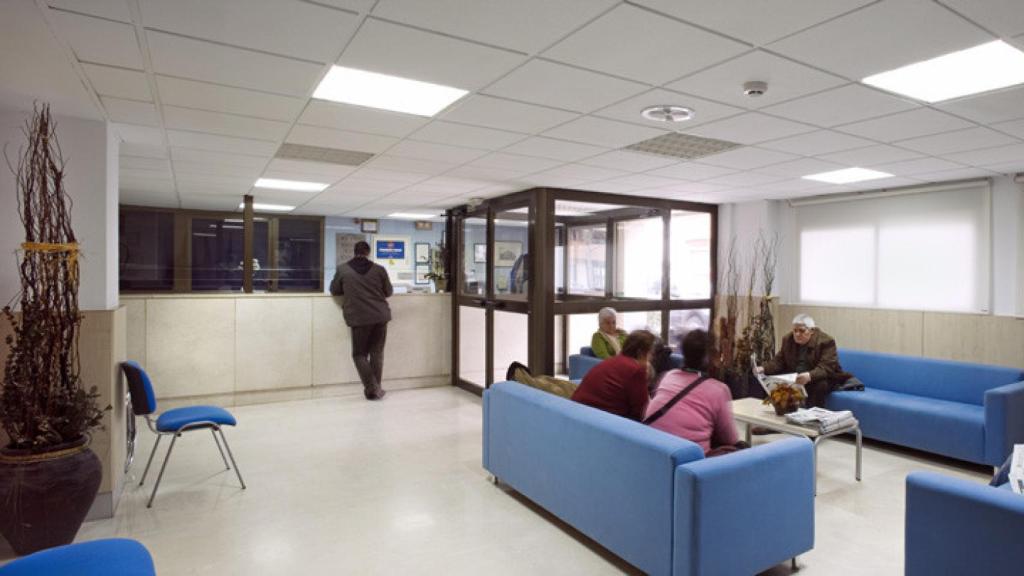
top-left (862, 40), bottom-right (1024, 103)
top-left (640, 105), bottom-right (694, 123)
top-left (802, 167), bottom-right (893, 184)
top-left (239, 202), bottom-right (295, 212)
top-left (388, 212), bottom-right (438, 220)
top-left (313, 66), bottom-right (468, 117)
top-left (254, 178), bottom-right (329, 192)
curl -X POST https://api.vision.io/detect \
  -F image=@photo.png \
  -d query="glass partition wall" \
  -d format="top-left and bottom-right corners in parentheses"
top-left (451, 188), bottom-right (715, 392)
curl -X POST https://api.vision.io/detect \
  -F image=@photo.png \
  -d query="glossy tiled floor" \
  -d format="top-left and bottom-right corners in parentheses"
top-left (1, 386), bottom-right (991, 574)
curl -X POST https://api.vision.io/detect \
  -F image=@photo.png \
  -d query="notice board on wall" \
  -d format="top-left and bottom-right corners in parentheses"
top-left (335, 233), bottom-right (366, 266)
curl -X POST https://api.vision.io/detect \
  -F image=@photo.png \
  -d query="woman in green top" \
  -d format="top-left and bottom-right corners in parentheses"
top-left (591, 307), bottom-right (627, 359)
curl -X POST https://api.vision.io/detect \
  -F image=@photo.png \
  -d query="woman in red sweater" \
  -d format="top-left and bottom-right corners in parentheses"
top-left (571, 330), bottom-right (656, 421)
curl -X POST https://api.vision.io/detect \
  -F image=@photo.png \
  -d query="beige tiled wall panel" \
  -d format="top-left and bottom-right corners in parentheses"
top-left (145, 298), bottom-right (235, 397)
top-left (383, 295), bottom-right (450, 380)
top-left (778, 305), bottom-right (924, 356)
top-left (311, 297), bottom-right (361, 385)
top-left (923, 313), bottom-right (1024, 369)
top-left (123, 297), bottom-right (146, 366)
top-left (236, 297), bottom-right (312, 391)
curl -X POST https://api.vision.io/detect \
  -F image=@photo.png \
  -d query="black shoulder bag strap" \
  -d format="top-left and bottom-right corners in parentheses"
top-left (643, 374), bottom-right (710, 425)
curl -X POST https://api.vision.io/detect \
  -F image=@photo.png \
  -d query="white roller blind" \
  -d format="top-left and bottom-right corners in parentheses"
top-left (796, 181), bottom-right (991, 313)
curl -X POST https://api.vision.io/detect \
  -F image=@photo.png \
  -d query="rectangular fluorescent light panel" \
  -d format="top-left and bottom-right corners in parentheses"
top-left (862, 40), bottom-right (1024, 102)
top-left (238, 203), bottom-right (295, 212)
top-left (313, 66), bottom-right (468, 117)
top-left (802, 167), bottom-right (893, 184)
top-left (254, 178), bottom-right (328, 192)
top-left (388, 212), bottom-right (437, 220)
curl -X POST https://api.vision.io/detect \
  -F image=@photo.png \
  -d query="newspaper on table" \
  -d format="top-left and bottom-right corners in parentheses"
top-left (785, 407), bottom-right (858, 434)
top-left (751, 354), bottom-right (804, 396)
top-left (1010, 444), bottom-right (1024, 495)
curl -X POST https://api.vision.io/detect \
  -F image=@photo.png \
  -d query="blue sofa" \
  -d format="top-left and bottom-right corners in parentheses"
top-left (483, 380), bottom-right (814, 576)
top-left (568, 346), bottom-right (682, 381)
top-left (905, 472), bottom-right (1024, 575)
top-left (829, 350), bottom-right (1024, 466)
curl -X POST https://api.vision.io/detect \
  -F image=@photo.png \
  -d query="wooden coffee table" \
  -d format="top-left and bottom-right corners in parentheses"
top-left (732, 397), bottom-right (862, 493)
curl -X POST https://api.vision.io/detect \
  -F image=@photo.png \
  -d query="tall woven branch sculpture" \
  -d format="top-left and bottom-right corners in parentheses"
top-left (2, 104), bottom-right (103, 451)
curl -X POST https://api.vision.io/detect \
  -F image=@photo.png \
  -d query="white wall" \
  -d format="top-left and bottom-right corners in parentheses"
top-left (992, 175), bottom-right (1021, 316)
top-left (716, 200), bottom-right (785, 297)
top-left (0, 110), bottom-right (118, 310)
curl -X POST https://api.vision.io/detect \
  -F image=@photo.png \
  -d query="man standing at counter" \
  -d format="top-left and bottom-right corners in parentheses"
top-left (330, 241), bottom-right (393, 401)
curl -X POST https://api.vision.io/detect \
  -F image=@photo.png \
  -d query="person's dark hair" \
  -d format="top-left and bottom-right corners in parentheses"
top-left (354, 241), bottom-right (370, 257)
top-left (620, 329), bottom-right (657, 360)
top-left (681, 329), bottom-right (709, 371)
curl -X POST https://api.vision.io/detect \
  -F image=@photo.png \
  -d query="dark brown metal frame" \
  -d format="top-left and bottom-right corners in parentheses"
top-left (119, 204), bottom-right (325, 294)
top-left (448, 187), bottom-right (718, 393)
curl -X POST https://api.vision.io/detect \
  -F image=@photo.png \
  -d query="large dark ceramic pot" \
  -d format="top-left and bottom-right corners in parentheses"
top-left (0, 437), bottom-right (102, 555)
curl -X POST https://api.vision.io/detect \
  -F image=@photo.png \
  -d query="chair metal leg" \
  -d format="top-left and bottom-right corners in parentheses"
top-left (791, 556), bottom-right (798, 571)
top-left (211, 428), bottom-right (230, 470)
top-left (147, 433), bottom-right (179, 508)
top-left (139, 434), bottom-right (163, 487)
top-left (217, 429), bottom-right (246, 490)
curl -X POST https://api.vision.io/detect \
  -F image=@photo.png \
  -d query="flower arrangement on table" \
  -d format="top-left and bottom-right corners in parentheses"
top-left (763, 383), bottom-right (806, 416)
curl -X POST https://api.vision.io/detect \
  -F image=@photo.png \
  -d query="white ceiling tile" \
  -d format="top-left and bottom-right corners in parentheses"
top-left (147, 31), bottom-right (322, 97)
top-left (704, 172), bottom-right (787, 187)
top-left (667, 50), bottom-right (846, 109)
top-left (121, 167), bottom-right (172, 181)
top-left (767, 0), bottom-right (993, 79)
top-left (763, 84), bottom-right (918, 128)
top-left (577, 150), bottom-right (678, 172)
top-left (112, 123), bottom-right (163, 145)
top-left (163, 106), bottom-right (290, 141)
top-left (264, 158), bottom-right (358, 179)
top-left (758, 130), bottom-right (876, 156)
top-left (339, 18), bottom-right (525, 91)
top-left (406, 176), bottom-right (492, 195)
top-left (870, 157), bottom-right (965, 176)
top-left (894, 126), bottom-right (1020, 155)
top-left (595, 173), bottom-right (681, 190)
top-left (49, 0), bottom-right (132, 23)
top-left (156, 76), bottom-right (304, 122)
top-left (684, 112), bottom-right (815, 144)
top-left (299, 101), bottom-right (429, 137)
top-left (698, 147), bottom-right (799, 170)
top-left (584, 180), bottom-right (651, 193)
top-left (120, 155), bottom-right (170, 171)
top-left (746, 178), bottom-right (830, 195)
top-left (171, 148), bottom-right (270, 169)
top-left (909, 166), bottom-right (999, 183)
top-left (120, 190), bottom-right (179, 208)
top-left (82, 63), bottom-right (151, 101)
top-left (175, 172), bottom-right (254, 188)
top-left (387, 140), bottom-right (489, 164)
top-left (543, 4), bottom-right (747, 85)
top-left (365, 155), bottom-right (458, 175)
top-left (992, 118), bottom-right (1024, 139)
top-left (501, 137), bottom-right (609, 162)
top-left (756, 157), bottom-right (847, 178)
top-left (174, 160), bottom-right (263, 179)
top-left (447, 165), bottom-right (530, 181)
top-left (286, 125), bottom-right (397, 153)
top-left (943, 143), bottom-right (1024, 166)
top-left (655, 181), bottom-right (732, 195)
top-left (348, 168), bottom-right (429, 185)
top-left (939, 0), bottom-right (1024, 39)
top-left (593, 88), bottom-right (743, 129)
top-left (483, 60), bottom-right (647, 113)
top-left (101, 97), bottom-right (159, 126)
top-left (517, 174), bottom-right (588, 189)
top-left (52, 11), bottom-right (142, 69)
top-left (371, 0), bottom-right (617, 53)
top-left (409, 121), bottom-right (526, 150)
top-left (978, 160), bottom-right (1024, 174)
top-left (836, 108), bottom-right (974, 142)
top-left (632, 0), bottom-right (874, 46)
top-left (167, 129), bottom-right (279, 156)
top-left (469, 152), bottom-right (563, 173)
top-left (441, 95), bottom-right (578, 133)
top-left (140, 0), bottom-right (358, 63)
top-left (178, 194), bottom-right (245, 210)
top-left (530, 163), bottom-right (628, 183)
top-left (938, 85), bottom-right (1024, 124)
top-left (120, 143), bottom-right (167, 158)
top-left (646, 162), bottom-right (737, 181)
top-left (818, 144), bottom-right (924, 166)
top-left (542, 116), bottom-right (666, 148)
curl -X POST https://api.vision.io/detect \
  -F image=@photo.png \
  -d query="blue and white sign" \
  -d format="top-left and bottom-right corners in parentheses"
top-left (376, 239), bottom-right (406, 260)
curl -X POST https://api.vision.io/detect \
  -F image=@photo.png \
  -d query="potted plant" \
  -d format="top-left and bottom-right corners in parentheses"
top-left (0, 105), bottom-right (106, 555)
top-left (763, 384), bottom-right (807, 416)
top-left (426, 240), bottom-right (449, 292)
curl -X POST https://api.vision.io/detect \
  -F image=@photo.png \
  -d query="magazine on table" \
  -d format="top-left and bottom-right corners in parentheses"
top-left (751, 354), bottom-right (804, 396)
top-left (785, 407), bottom-right (858, 433)
top-left (1010, 444), bottom-right (1024, 495)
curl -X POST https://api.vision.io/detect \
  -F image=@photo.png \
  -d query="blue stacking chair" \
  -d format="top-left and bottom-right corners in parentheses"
top-left (121, 361), bottom-right (246, 508)
top-left (0, 538), bottom-right (155, 575)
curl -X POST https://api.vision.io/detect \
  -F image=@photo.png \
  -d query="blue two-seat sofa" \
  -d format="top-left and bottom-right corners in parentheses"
top-left (568, 346), bottom-right (682, 381)
top-left (483, 380), bottom-right (815, 576)
top-left (830, 350), bottom-right (1024, 466)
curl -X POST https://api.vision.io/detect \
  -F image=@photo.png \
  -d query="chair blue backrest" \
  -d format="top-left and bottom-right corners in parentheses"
top-left (121, 361), bottom-right (157, 415)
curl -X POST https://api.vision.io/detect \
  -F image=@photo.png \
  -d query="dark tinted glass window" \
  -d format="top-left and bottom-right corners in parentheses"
top-left (119, 211), bottom-right (174, 291)
top-left (190, 218), bottom-right (269, 291)
top-left (276, 219), bottom-right (322, 291)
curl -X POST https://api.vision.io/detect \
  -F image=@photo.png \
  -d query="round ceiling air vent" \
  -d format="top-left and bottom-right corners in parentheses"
top-left (640, 105), bottom-right (694, 123)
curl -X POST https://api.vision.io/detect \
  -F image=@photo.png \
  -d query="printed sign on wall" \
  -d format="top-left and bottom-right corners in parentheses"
top-left (375, 239), bottom-right (406, 260)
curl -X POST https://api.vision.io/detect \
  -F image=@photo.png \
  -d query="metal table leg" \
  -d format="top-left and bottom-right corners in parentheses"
top-left (812, 436), bottom-right (821, 495)
top-left (855, 427), bottom-right (862, 481)
top-left (745, 422), bottom-right (752, 444)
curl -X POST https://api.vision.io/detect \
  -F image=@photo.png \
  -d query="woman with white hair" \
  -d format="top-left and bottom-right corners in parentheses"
top-left (757, 313), bottom-right (857, 408)
top-left (591, 307), bottom-right (627, 359)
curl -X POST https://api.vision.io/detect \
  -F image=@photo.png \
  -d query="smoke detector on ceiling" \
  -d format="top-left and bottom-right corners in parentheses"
top-left (743, 81), bottom-right (768, 97)
top-left (640, 105), bottom-right (694, 123)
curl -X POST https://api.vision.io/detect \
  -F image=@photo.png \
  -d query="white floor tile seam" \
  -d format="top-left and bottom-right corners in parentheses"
top-left (2, 386), bottom-right (995, 575)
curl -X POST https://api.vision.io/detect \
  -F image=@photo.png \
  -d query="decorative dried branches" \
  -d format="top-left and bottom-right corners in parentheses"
top-left (1, 104), bottom-right (104, 451)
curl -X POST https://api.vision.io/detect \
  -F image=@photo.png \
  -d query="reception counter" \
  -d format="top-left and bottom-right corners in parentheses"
top-left (122, 292), bottom-right (451, 404)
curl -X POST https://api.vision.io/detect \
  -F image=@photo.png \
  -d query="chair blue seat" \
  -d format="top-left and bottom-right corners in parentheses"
top-left (156, 405), bottom-right (237, 432)
top-left (0, 538), bottom-right (155, 575)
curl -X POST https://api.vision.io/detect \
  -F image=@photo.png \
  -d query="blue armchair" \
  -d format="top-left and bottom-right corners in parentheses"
top-left (121, 361), bottom-right (246, 508)
top-left (0, 538), bottom-right (154, 575)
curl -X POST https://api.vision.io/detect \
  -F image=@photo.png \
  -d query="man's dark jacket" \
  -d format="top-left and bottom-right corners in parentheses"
top-left (329, 257), bottom-right (393, 327)
top-left (762, 329), bottom-right (852, 388)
